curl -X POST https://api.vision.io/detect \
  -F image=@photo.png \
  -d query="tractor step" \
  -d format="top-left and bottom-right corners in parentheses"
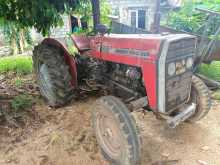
top-left (167, 103), bottom-right (196, 128)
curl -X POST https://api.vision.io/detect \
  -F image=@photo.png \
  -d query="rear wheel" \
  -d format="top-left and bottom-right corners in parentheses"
top-left (188, 76), bottom-right (212, 122)
top-left (92, 96), bottom-right (142, 165)
top-left (33, 44), bottom-right (75, 107)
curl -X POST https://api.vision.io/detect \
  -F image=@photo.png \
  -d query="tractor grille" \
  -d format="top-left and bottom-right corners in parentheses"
top-left (166, 38), bottom-right (196, 60)
top-left (165, 38), bottom-right (196, 112)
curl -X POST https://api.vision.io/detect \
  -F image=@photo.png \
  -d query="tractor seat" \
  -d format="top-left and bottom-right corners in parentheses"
top-left (71, 35), bottom-right (91, 52)
top-left (95, 24), bottom-right (109, 34)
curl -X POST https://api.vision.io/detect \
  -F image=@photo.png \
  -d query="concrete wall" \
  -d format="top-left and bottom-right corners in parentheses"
top-left (107, 0), bottom-right (156, 30)
top-left (50, 15), bottom-right (71, 38)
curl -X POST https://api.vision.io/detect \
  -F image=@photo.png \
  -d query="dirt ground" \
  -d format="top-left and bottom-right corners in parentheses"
top-left (0, 96), bottom-right (220, 165)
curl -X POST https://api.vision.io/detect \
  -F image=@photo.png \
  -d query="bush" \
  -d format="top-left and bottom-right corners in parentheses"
top-left (212, 90), bottom-right (220, 100)
top-left (0, 55), bottom-right (33, 75)
top-left (166, 1), bottom-right (220, 36)
top-left (11, 94), bottom-right (33, 112)
top-left (198, 61), bottom-right (220, 82)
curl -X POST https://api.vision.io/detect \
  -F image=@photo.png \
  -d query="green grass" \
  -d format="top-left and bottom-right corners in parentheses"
top-left (14, 78), bottom-right (23, 87)
top-left (198, 61), bottom-right (220, 81)
top-left (212, 90), bottom-right (220, 100)
top-left (0, 56), bottom-right (33, 75)
top-left (11, 94), bottom-right (33, 112)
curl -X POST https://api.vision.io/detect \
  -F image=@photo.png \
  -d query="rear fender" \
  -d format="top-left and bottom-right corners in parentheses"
top-left (42, 38), bottom-right (77, 87)
top-left (71, 34), bottom-right (91, 53)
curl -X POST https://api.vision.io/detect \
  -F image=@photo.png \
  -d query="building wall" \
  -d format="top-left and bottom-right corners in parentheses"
top-left (108, 0), bottom-right (156, 30)
top-left (50, 15), bottom-right (71, 38)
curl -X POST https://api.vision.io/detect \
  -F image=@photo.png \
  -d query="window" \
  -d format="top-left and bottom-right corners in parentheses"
top-left (131, 11), bottom-right (137, 27)
top-left (138, 10), bottom-right (146, 29)
top-left (130, 10), bottom-right (146, 29)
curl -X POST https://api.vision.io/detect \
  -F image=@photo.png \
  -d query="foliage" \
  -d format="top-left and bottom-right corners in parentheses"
top-left (166, 0), bottom-right (220, 36)
top-left (100, 0), bottom-right (111, 25)
top-left (0, 56), bottom-right (33, 75)
top-left (2, 21), bottom-right (33, 54)
top-left (0, 0), bottom-right (81, 35)
top-left (212, 90), bottom-right (220, 100)
top-left (73, 0), bottom-right (111, 27)
top-left (0, 0), bottom-right (110, 36)
top-left (14, 78), bottom-right (23, 88)
top-left (11, 94), bottom-right (33, 112)
top-left (0, 94), bottom-right (34, 126)
top-left (198, 61), bottom-right (220, 81)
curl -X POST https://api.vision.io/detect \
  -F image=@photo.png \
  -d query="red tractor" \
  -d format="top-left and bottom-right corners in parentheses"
top-left (33, 18), bottom-right (212, 165)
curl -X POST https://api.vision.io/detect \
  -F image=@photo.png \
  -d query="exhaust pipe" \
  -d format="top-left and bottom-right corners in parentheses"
top-left (167, 103), bottom-right (196, 128)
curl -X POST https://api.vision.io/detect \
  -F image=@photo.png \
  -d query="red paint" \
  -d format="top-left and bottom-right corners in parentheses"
top-left (71, 35), bottom-right (91, 53)
top-left (42, 34), bottom-right (164, 111)
top-left (99, 35), bottom-right (161, 110)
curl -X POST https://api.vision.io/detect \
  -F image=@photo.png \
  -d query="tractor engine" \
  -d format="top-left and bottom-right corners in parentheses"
top-left (109, 64), bottom-right (142, 89)
top-left (76, 56), bottom-right (145, 98)
top-left (104, 62), bottom-right (146, 98)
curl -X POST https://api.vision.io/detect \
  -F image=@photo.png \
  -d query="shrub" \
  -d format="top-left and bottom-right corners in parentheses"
top-left (0, 55), bottom-right (33, 75)
top-left (212, 90), bottom-right (220, 100)
top-left (198, 61), bottom-right (220, 81)
top-left (166, 1), bottom-right (220, 36)
top-left (11, 94), bottom-right (33, 112)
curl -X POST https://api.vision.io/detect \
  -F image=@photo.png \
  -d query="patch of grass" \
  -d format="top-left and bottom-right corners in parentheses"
top-left (14, 78), bottom-right (23, 87)
top-left (198, 61), bottom-right (220, 81)
top-left (212, 90), bottom-right (220, 100)
top-left (0, 55), bottom-right (33, 75)
top-left (11, 94), bottom-right (33, 112)
top-left (0, 94), bottom-right (35, 126)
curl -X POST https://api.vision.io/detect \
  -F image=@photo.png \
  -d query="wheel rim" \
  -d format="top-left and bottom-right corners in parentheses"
top-left (39, 63), bottom-right (55, 102)
top-left (95, 108), bottom-right (124, 159)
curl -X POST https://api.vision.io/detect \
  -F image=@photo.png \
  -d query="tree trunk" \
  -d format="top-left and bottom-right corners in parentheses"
top-left (90, 0), bottom-right (100, 29)
top-left (19, 30), bottom-right (25, 53)
top-left (11, 38), bottom-right (18, 55)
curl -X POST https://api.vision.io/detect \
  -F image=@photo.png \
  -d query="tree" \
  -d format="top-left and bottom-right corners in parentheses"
top-left (166, 0), bottom-right (220, 35)
top-left (74, 0), bottom-right (110, 27)
top-left (91, 0), bottom-right (100, 28)
top-left (2, 21), bottom-right (32, 55)
top-left (0, 0), bottom-right (101, 35)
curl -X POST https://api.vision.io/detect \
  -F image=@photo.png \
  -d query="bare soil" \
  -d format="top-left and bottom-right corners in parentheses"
top-left (0, 74), bottom-right (220, 165)
top-left (0, 98), bottom-right (219, 165)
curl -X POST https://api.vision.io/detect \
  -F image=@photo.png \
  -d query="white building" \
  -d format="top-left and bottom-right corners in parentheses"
top-left (107, 0), bottom-right (157, 30)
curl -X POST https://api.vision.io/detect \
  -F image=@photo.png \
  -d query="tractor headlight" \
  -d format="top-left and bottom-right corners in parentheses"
top-left (168, 62), bottom-right (176, 76)
top-left (186, 57), bottom-right (193, 69)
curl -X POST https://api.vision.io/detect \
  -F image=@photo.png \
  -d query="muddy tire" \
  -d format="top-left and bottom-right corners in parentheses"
top-left (92, 96), bottom-right (142, 165)
top-left (188, 76), bottom-right (212, 122)
top-left (33, 44), bottom-right (74, 107)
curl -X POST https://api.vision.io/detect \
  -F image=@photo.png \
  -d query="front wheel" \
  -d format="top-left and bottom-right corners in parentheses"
top-left (92, 96), bottom-right (142, 165)
top-left (188, 76), bottom-right (212, 122)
